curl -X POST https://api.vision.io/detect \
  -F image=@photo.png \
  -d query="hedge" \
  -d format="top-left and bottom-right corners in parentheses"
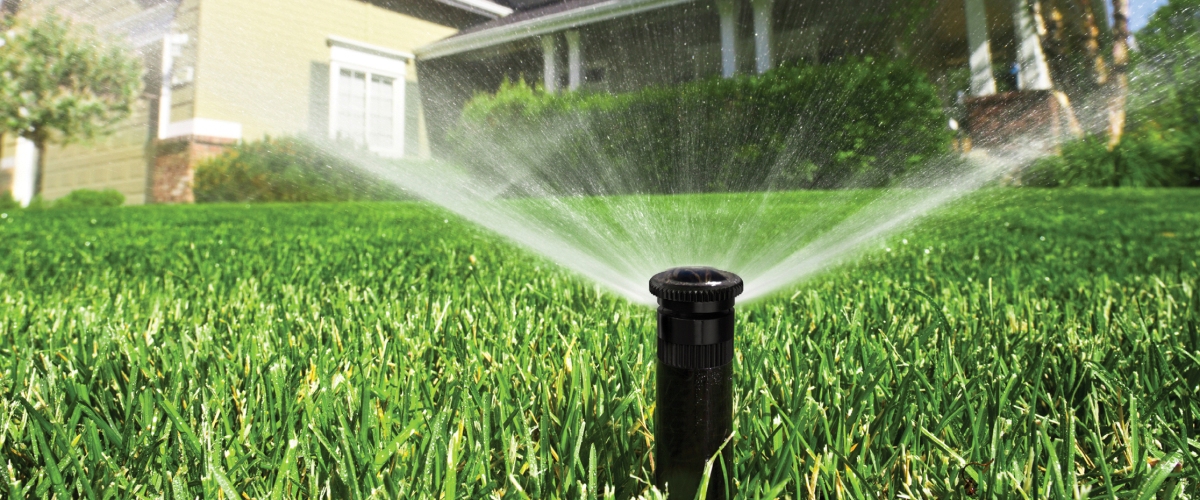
top-left (193, 137), bottom-right (404, 203)
top-left (453, 58), bottom-right (953, 194)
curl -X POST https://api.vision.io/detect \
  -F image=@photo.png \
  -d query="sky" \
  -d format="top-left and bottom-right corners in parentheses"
top-left (1130, 0), bottom-right (1169, 31)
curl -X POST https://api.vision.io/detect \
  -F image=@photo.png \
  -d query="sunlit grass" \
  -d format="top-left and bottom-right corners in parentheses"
top-left (0, 189), bottom-right (1196, 498)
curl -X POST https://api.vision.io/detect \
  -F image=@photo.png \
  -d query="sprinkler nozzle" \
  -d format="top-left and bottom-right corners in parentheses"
top-left (650, 267), bottom-right (742, 500)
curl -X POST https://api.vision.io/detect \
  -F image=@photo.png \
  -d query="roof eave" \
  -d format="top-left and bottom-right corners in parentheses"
top-left (416, 0), bottom-right (695, 60)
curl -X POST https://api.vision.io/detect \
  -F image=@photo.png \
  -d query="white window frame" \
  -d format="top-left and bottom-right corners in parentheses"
top-left (327, 36), bottom-right (412, 158)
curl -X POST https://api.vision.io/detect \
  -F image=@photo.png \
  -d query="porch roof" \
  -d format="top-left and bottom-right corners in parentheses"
top-left (416, 0), bottom-right (694, 59)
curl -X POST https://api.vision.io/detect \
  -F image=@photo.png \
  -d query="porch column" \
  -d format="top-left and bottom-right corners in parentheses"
top-left (716, 0), bottom-right (739, 78)
top-left (751, 0), bottom-right (773, 74)
top-left (565, 30), bottom-right (583, 91)
top-left (963, 0), bottom-right (997, 96)
top-left (541, 34), bottom-right (559, 93)
top-left (1012, 0), bottom-right (1052, 90)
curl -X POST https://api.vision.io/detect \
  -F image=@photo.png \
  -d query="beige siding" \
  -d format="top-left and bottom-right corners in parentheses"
top-left (21, 0), bottom-right (149, 27)
top-left (193, 0), bottom-right (456, 148)
top-left (39, 99), bottom-right (155, 204)
top-left (0, 134), bottom-right (16, 196)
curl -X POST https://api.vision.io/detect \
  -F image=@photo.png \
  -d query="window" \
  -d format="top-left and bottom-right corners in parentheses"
top-left (328, 37), bottom-right (410, 157)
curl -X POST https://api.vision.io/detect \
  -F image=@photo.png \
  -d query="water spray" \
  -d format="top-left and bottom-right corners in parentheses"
top-left (649, 267), bottom-right (743, 499)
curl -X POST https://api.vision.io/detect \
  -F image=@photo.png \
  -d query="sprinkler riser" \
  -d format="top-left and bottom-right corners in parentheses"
top-left (655, 342), bottom-right (733, 500)
top-left (649, 267), bottom-right (742, 500)
top-left (657, 309), bottom-right (735, 346)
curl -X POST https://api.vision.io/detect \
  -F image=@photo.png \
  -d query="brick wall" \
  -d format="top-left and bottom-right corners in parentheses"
top-left (965, 90), bottom-right (1080, 149)
top-left (151, 135), bottom-right (235, 203)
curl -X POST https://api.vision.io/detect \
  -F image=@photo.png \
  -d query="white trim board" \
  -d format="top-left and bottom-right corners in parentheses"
top-left (328, 35), bottom-right (415, 62)
top-left (330, 46), bottom-right (409, 76)
top-left (162, 118), bottom-right (243, 139)
top-left (158, 33), bottom-right (189, 140)
top-left (417, 0), bottom-right (696, 60)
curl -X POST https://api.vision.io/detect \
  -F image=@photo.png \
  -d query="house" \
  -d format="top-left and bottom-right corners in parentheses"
top-left (0, 0), bottom-right (509, 205)
top-left (415, 0), bottom-right (1105, 155)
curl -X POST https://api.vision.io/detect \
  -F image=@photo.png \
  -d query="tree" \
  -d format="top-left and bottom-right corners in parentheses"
top-left (1107, 0), bottom-right (1131, 149)
top-left (0, 11), bottom-right (142, 196)
top-left (1076, 0), bottom-right (1110, 85)
top-left (1136, 0), bottom-right (1200, 127)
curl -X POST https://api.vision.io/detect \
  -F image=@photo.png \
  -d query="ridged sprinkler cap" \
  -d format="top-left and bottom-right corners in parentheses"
top-left (649, 267), bottom-right (744, 304)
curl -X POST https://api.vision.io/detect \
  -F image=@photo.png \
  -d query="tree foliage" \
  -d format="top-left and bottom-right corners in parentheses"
top-left (0, 11), bottom-right (143, 193)
top-left (1134, 0), bottom-right (1200, 127)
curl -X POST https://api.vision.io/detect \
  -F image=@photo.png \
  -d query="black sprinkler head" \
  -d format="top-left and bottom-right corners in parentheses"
top-left (649, 266), bottom-right (744, 304)
top-left (650, 266), bottom-right (743, 500)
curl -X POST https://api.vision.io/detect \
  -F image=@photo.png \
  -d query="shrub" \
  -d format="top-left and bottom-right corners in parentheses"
top-left (1023, 126), bottom-right (1200, 188)
top-left (52, 188), bottom-right (125, 208)
top-left (0, 192), bottom-right (19, 210)
top-left (193, 136), bottom-right (405, 203)
top-left (25, 195), bottom-right (47, 211)
top-left (454, 58), bottom-right (953, 194)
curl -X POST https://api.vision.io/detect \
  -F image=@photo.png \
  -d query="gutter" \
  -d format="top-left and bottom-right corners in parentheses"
top-left (438, 0), bottom-right (514, 18)
top-left (417, 0), bottom-right (695, 60)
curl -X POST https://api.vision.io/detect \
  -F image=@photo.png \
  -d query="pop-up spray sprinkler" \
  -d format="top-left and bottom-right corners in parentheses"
top-left (649, 267), bottom-right (743, 500)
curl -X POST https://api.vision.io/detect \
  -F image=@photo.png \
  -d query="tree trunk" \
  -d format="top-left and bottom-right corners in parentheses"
top-left (33, 139), bottom-right (45, 198)
top-left (0, 0), bottom-right (22, 19)
top-left (1040, 1), bottom-right (1067, 78)
top-left (1040, 1), bottom-right (1063, 58)
top-left (1107, 0), bottom-right (1130, 150)
top-left (1078, 0), bottom-right (1108, 85)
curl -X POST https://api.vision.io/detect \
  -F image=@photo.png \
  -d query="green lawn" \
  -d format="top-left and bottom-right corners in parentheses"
top-left (0, 189), bottom-right (1197, 498)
